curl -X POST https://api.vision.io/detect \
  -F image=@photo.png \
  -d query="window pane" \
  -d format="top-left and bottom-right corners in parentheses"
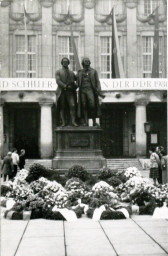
top-left (59, 36), bottom-right (68, 53)
top-left (28, 72), bottom-right (36, 78)
top-left (28, 36), bottom-right (36, 52)
top-left (28, 54), bottom-right (36, 70)
top-left (100, 37), bottom-right (111, 78)
top-left (16, 35), bottom-right (36, 77)
top-left (142, 36), bottom-right (163, 77)
top-left (144, 0), bottom-right (158, 15)
top-left (101, 37), bottom-right (110, 54)
top-left (143, 37), bottom-right (152, 53)
top-left (16, 54), bottom-right (25, 70)
top-left (143, 55), bottom-right (152, 71)
top-left (69, 37), bottom-right (78, 53)
top-left (16, 35), bottom-right (25, 52)
top-left (16, 72), bottom-right (25, 78)
top-left (69, 55), bottom-right (76, 71)
top-left (58, 36), bottom-right (79, 72)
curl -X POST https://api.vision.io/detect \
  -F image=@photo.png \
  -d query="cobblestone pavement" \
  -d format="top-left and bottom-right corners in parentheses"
top-left (1, 216), bottom-right (168, 256)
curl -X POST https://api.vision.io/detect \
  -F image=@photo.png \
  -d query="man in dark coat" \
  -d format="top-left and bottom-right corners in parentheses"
top-left (55, 57), bottom-right (78, 127)
top-left (1, 152), bottom-right (13, 181)
top-left (77, 58), bottom-right (104, 126)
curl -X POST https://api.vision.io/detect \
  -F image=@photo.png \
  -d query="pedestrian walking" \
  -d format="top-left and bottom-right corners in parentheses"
top-left (19, 149), bottom-right (26, 170)
top-left (149, 147), bottom-right (160, 186)
top-left (11, 148), bottom-right (19, 178)
top-left (1, 152), bottom-right (13, 181)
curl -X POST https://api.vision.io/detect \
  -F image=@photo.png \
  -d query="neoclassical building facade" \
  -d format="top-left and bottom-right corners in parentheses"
top-left (0, 0), bottom-right (167, 159)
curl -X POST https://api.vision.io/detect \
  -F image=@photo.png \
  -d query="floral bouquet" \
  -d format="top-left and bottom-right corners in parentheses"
top-left (30, 179), bottom-right (47, 193)
top-left (15, 169), bottom-right (29, 183)
top-left (65, 178), bottom-right (89, 206)
top-left (30, 177), bottom-right (64, 194)
top-left (9, 184), bottom-right (34, 202)
top-left (98, 167), bottom-right (114, 180)
top-left (124, 167), bottom-right (141, 180)
top-left (92, 181), bottom-right (114, 193)
top-left (43, 180), bottom-right (65, 193)
top-left (145, 184), bottom-right (168, 205)
top-left (89, 181), bottom-right (118, 208)
top-left (54, 191), bottom-right (69, 208)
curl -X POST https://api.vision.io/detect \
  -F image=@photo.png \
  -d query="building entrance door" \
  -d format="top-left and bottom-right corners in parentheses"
top-left (101, 106), bottom-right (123, 158)
top-left (14, 107), bottom-right (39, 158)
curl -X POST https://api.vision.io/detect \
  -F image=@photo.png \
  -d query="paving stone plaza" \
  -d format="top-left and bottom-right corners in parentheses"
top-left (1, 216), bottom-right (168, 256)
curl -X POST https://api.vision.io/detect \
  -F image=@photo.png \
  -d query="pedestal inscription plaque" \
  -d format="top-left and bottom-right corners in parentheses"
top-left (52, 126), bottom-right (106, 173)
top-left (70, 136), bottom-right (89, 147)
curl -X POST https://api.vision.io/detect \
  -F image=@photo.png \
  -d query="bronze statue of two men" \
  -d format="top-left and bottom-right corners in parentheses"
top-left (55, 57), bottom-right (104, 127)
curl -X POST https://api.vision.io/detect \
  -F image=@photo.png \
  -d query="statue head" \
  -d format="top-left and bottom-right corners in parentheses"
top-left (61, 57), bottom-right (70, 68)
top-left (82, 58), bottom-right (91, 68)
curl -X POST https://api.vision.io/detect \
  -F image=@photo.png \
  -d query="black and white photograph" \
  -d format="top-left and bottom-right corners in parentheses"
top-left (0, 0), bottom-right (168, 255)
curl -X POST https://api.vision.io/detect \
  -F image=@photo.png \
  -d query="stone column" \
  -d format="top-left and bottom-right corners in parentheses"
top-left (0, 101), bottom-right (4, 159)
top-left (41, 2), bottom-right (53, 77)
top-left (84, 5), bottom-right (95, 66)
top-left (135, 100), bottom-right (148, 156)
top-left (126, 0), bottom-right (138, 77)
top-left (39, 102), bottom-right (53, 158)
top-left (1, 1), bottom-right (10, 77)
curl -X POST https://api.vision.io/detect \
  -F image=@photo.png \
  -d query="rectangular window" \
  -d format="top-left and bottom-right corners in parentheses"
top-left (100, 37), bottom-right (112, 78)
top-left (16, 35), bottom-right (36, 78)
top-left (142, 36), bottom-right (163, 78)
top-left (144, 0), bottom-right (158, 15)
top-left (100, 36), bottom-right (122, 78)
top-left (58, 36), bottom-right (79, 72)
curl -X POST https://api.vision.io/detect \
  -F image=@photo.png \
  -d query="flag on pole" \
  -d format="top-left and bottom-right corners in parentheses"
top-left (70, 26), bottom-right (81, 71)
top-left (111, 7), bottom-right (125, 78)
top-left (151, 6), bottom-right (159, 78)
top-left (66, 4), bottom-right (81, 71)
top-left (23, 5), bottom-right (28, 78)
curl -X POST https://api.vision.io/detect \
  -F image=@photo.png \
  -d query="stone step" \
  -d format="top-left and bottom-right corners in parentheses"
top-left (24, 158), bottom-right (143, 171)
top-left (107, 158), bottom-right (143, 171)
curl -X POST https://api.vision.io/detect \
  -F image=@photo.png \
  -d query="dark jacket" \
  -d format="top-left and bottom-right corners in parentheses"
top-left (55, 67), bottom-right (77, 104)
top-left (1, 156), bottom-right (13, 175)
top-left (19, 155), bottom-right (25, 169)
top-left (77, 67), bottom-right (102, 118)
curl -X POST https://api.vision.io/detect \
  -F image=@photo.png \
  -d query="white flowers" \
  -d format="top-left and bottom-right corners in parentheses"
top-left (124, 167), bottom-right (141, 179)
top-left (38, 178), bottom-right (65, 193)
top-left (92, 181), bottom-right (113, 192)
top-left (16, 169), bottom-right (29, 181)
top-left (54, 191), bottom-right (68, 208)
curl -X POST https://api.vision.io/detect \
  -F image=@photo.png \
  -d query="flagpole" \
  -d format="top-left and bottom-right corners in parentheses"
top-left (151, 6), bottom-right (159, 78)
top-left (67, 3), bottom-right (81, 71)
top-left (23, 2), bottom-right (28, 78)
top-left (111, 6), bottom-right (125, 78)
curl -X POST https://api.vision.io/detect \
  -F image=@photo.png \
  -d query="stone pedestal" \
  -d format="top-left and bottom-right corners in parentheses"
top-left (52, 127), bottom-right (106, 173)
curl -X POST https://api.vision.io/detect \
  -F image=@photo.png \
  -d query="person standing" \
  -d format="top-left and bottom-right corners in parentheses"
top-left (1, 152), bottom-right (13, 181)
top-left (149, 147), bottom-right (160, 186)
top-left (19, 149), bottom-right (26, 170)
top-left (156, 146), bottom-right (166, 184)
top-left (55, 57), bottom-right (78, 127)
top-left (77, 58), bottom-right (104, 126)
top-left (11, 148), bottom-right (19, 178)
